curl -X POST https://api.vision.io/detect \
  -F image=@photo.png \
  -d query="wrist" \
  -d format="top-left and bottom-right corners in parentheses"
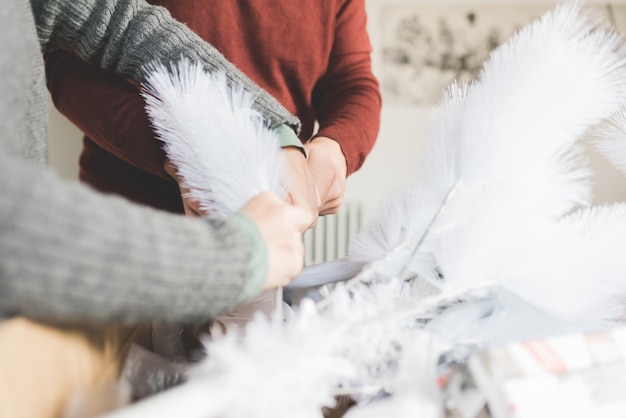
top-left (310, 136), bottom-right (347, 177)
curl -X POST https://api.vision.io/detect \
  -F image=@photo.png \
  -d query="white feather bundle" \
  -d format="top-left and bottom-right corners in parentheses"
top-left (187, 301), bottom-right (357, 418)
top-left (177, 279), bottom-right (441, 418)
top-left (350, 0), bottom-right (626, 292)
top-left (297, 1), bottom-right (626, 289)
top-left (290, 0), bottom-right (626, 359)
top-left (351, 1), bottom-right (626, 350)
top-left (105, 280), bottom-right (442, 418)
top-left (141, 60), bottom-right (288, 215)
top-left (141, 60), bottom-right (289, 356)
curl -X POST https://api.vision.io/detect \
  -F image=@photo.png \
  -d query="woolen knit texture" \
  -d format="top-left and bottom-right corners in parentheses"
top-left (0, 0), bottom-right (295, 324)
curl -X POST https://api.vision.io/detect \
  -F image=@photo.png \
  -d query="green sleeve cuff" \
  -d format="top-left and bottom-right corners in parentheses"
top-left (274, 124), bottom-right (306, 157)
top-left (230, 212), bottom-right (268, 304)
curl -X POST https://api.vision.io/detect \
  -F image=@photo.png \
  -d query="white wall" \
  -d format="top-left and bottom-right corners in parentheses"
top-left (47, 0), bottom-right (626, 222)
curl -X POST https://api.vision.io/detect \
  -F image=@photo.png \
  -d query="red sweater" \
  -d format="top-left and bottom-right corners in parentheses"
top-left (46, 0), bottom-right (381, 214)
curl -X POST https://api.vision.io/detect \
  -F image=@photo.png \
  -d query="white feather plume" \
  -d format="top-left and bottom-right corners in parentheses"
top-left (141, 60), bottom-right (288, 215)
top-left (355, 0), bottom-right (626, 288)
top-left (140, 60), bottom-right (290, 362)
top-left (290, 0), bottom-right (626, 361)
top-left (294, 0), bottom-right (626, 290)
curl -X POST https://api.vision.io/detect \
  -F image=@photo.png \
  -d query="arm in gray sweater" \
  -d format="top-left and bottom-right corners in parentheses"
top-left (0, 156), bottom-right (260, 324)
top-left (0, 0), bottom-right (299, 324)
top-left (31, 0), bottom-right (301, 132)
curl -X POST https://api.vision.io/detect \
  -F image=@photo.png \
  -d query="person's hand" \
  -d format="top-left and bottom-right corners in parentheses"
top-left (304, 136), bottom-right (347, 215)
top-left (164, 158), bottom-right (203, 217)
top-left (165, 158), bottom-right (307, 287)
top-left (282, 146), bottom-right (319, 229)
top-left (240, 192), bottom-right (310, 289)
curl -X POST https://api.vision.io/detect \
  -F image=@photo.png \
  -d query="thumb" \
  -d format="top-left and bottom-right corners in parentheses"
top-left (290, 205), bottom-right (315, 234)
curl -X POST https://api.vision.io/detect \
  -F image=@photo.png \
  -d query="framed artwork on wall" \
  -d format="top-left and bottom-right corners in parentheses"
top-left (378, 3), bottom-right (623, 106)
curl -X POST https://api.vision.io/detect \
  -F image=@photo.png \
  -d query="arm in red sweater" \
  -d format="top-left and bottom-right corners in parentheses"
top-left (313, 0), bottom-right (382, 176)
top-left (46, 49), bottom-right (318, 222)
top-left (45, 50), bottom-right (172, 181)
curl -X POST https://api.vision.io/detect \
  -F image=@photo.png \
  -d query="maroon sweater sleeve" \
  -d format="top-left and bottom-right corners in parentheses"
top-left (45, 50), bottom-right (172, 181)
top-left (313, 0), bottom-right (382, 175)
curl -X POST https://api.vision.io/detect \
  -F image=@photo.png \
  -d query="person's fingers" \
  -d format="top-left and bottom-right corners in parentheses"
top-left (288, 204), bottom-right (316, 234)
top-left (314, 184), bottom-right (322, 209)
top-left (236, 192), bottom-right (315, 289)
top-left (163, 158), bottom-right (178, 179)
top-left (287, 190), bottom-right (318, 229)
top-left (163, 158), bottom-right (207, 218)
top-left (319, 197), bottom-right (342, 216)
top-left (283, 147), bottom-right (319, 228)
top-left (304, 136), bottom-right (347, 216)
top-left (182, 198), bottom-right (203, 217)
top-left (278, 238), bottom-right (305, 286)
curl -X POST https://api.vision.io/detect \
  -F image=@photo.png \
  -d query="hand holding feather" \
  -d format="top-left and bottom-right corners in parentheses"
top-left (163, 157), bottom-right (309, 289)
top-left (305, 136), bottom-right (348, 215)
top-left (283, 146), bottom-right (320, 229)
top-left (164, 153), bottom-right (307, 289)
top-left (240, 192), bottom-right (310, 289)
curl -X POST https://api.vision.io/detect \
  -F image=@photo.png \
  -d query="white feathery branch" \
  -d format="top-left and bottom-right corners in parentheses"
top-left (141, 60), bottom-right (288, 216)
top-left (297, 0), bottom-right (626, 297)
top-left (348, 1), bottom-right (626, 351)
top-left (183, 280), bottom-right (440, 418)
top-left (140, 60), bottom-right (289, 352)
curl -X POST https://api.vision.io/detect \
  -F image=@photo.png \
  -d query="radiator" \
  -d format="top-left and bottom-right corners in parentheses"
top-left (303, 201), bottom-right (363, 265)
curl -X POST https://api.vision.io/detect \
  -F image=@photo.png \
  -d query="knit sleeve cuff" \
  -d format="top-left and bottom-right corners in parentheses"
top-left (274, 124), bottom-right (306, 157)
top-left (230, 212), bottom-right (268, 303)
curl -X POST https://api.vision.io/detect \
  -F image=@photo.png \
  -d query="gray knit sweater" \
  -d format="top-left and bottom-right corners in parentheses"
top-left (0, 0), bottom-right (299, 324)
